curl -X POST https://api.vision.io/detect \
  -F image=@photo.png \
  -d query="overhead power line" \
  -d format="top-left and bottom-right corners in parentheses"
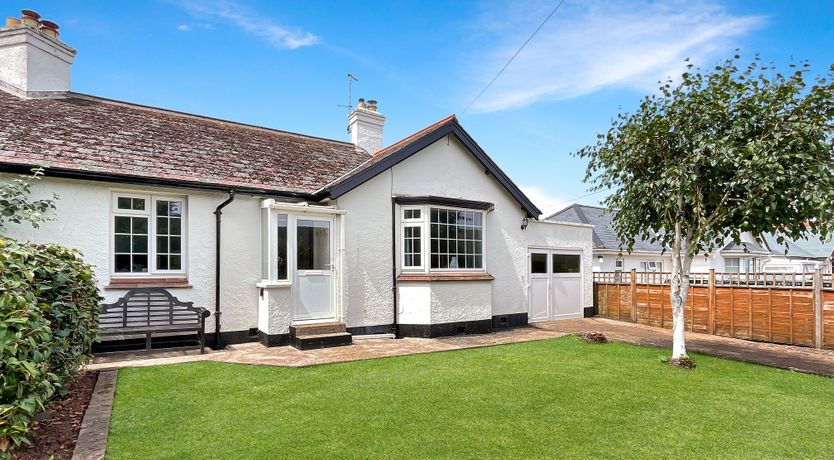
top-left (460, 0), bottom-right (566, 116)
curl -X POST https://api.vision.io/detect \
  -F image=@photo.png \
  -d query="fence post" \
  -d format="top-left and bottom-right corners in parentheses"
top-left (814, 269), bottom-right (822, 349)
top-left (708, 269), bottom-right (716, 335)
top-left (630, 269), bottom-right (637, 323)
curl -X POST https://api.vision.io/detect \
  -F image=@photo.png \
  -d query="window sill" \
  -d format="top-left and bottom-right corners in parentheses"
top-left (397, 272), bottom-right (495, 282)
top-left (106, 277), bottom-right (191, 290)
top-left (256, 280), bottom-right (292, 288)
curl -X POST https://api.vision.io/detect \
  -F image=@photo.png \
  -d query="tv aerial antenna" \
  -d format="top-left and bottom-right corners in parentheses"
top-left (337, 73), bottom-right (359, 132)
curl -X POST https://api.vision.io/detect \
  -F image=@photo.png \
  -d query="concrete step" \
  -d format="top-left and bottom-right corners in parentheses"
top-left (291, 332), bottom-right (352, 350)
top-left (290, 322), bottom-right (347, 337)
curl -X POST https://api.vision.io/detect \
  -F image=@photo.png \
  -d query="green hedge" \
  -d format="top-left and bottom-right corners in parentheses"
top-left (0, 237), bottom-right (102, 455)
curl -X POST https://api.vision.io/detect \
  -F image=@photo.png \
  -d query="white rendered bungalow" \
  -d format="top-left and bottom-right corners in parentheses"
top-left (0, 18), bottom-right (593, 349)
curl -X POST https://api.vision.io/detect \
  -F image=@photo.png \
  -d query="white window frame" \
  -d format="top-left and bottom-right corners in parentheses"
top-left (640, 261), bottom-right (662, 272)
top-left (725, 257), bottom-right (741, 273)
top-left (401, 207), bottom-right (425, 270)
top-left (399, 204), bottom-right (487, 273)
top-left (258, 201), bottom-right (346, 288)
top-left (110, 192), bottom-right (187, 277)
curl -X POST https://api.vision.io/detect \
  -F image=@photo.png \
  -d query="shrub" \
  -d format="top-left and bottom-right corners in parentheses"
top-left (0, 237), bottom-right (102, 455)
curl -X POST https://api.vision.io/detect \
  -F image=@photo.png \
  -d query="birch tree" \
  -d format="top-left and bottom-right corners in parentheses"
top-left (577, 55), bottom-right (834, 365)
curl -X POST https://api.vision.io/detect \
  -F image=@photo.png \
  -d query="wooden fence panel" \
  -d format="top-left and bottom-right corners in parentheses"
top-left (593, 271), bottom-right (831, 350)
top-left (823, 291), bottom-right (834, 349)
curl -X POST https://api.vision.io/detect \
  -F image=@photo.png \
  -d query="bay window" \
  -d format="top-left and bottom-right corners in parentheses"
top-left (401, 205), bottom-right (485, 272)
top-left (112, 193), bottom-right (185, 275)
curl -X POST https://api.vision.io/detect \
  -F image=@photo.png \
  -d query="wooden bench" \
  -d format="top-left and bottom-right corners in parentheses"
top-left (99, 288), bottom-right (210, 354)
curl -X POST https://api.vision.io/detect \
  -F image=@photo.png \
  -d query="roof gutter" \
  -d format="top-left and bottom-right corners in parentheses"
top-left (213, 190), bottom-right (236, 349)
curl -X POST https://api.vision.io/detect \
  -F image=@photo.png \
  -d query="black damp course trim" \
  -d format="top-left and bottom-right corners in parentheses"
top-left (325, 121), bottom-right (542, 218)
top-left (258, 331), bottom-right (291, 348)
top-left (0, 163), bottom-right (314, 200)
top-left (491, 312), bottom-right (528, 329)
top-left (393, 195), bottom-right (493, 211)
top-left (346, 324), bottom-right (397, 336)
top-left (398, 319), bottom-right (493, 338)
top-left (584, 306), bottom-right (596, 318)
top-left (205, 330), bottom-right (260, 349)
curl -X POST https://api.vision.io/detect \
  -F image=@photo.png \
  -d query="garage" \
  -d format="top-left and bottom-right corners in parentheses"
top-left (528, 248), bottom-right (583, 322)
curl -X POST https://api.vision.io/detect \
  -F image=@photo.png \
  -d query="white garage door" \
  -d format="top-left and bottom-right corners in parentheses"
top-left (528, 249), bottom-right (582, 322)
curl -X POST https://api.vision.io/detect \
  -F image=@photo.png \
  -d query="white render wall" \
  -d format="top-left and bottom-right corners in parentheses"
top-left (337, 135), bottom-right (594, 327)
top-left (336, 171), bottom-right (395, 328)
top-left (593, 253), bottom-right (672, 272)
top-left (2, 175), bottom-right (261, 334)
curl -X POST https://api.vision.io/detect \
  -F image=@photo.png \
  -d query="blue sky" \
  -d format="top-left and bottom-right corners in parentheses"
top-left (12, 1), bottom-right (834, 215)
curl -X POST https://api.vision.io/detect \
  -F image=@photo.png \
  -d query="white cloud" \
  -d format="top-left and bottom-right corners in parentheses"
top-left (177, 24), bottom-right (192, 32)
top-left (464, 0), bottom-right (766, 112)
top-left (521, 186), bottom-right (570, 218)
top-left (174, 0), bottom-right (319, 49)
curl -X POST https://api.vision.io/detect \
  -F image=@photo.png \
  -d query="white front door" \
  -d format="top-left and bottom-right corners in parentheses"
top-left (528, 249), bottom-right (583, 322)
top-left (295, 217), bottom-right (335, 321)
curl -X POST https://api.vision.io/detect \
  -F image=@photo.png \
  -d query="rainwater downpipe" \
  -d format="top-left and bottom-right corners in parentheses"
top-left (213, 190), bottom-right (236, 348)
top-left (390, 169), bottom-right (398, 337)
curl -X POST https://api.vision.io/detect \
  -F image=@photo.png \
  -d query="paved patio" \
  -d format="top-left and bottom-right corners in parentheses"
top-left (88, 318), bottom-right (834, 376)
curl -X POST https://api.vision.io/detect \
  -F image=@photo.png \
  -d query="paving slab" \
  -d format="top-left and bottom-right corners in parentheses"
top-left (87, 318), bottom-right (834, 376)
top-left (537, 318), bottom-right (834, 376)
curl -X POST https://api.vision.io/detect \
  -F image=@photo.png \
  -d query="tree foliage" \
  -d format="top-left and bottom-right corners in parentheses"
top-left (0, 168), bottom-right (57, 232)
top-left (0, 237), bottom-right (102, 456)
top-left (577, 54), bottom-right (834, 361)
top-left (579, 55), bottom-right (834, 255)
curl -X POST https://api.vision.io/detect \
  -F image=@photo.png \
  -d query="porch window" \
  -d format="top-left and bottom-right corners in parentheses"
top-left (261, 211), bottom-right (289, 282)
top-left (112, 193), bottom-right (185, 275)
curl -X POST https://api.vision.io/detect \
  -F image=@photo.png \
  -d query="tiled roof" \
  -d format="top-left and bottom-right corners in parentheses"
top-left (547, 204), bottom-right (666, 252)
top-left (0, 91), bottom-right (370, 195)
top-left (763, 233), bottom-right (834, 259)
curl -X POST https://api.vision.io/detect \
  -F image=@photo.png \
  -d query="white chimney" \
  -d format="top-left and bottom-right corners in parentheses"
top-left (0, 9), bottom-right (76, 96)
top-left (348, 98), bottom-right (386, 154)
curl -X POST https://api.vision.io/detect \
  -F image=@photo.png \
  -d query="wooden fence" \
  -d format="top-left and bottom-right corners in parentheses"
top-left (594, 270), bottom-right (834, 349)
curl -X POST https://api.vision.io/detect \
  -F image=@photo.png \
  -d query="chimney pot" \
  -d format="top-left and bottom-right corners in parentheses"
top-left (19, 9), bottom-right (40, 28)
top-left (367, 100), bottom-right (378, 112)
top-left (357, 98), bottom-right (366, 109)
top-left (6, 17), bottom-right (21, 27)
top-left (39, 19), bottom-right (59, 38)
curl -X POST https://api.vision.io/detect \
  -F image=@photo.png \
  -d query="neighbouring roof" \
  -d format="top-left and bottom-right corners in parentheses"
top-left (322, 115), bottom-right (542, 218)
top-left (0, 90), bottom-right (371, 196)
top-left (762, 233), bottom-right (834, 259)
top-left (547, 204), bottom-right (666, 252)
top-left (720, 241), bottom-right (771, 255)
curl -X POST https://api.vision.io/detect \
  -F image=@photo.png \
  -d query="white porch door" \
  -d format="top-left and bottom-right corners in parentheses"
top-left (528, 249), bottom-right (582, 322)
top-left (295, 217), bottom-right (335, 321)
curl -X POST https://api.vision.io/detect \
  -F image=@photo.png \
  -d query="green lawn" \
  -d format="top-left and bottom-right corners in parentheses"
top-left (108, 336), bottom-right (834, 459)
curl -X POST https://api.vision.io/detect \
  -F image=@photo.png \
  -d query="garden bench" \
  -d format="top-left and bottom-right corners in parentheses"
top-left (99, 288), bottom-right (210, 354)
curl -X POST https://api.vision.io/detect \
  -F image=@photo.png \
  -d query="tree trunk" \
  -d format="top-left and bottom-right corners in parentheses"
top-left (670, 218), bottom-right (694, 360)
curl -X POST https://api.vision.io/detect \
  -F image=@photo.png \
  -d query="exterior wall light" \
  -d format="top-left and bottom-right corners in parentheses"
top-left (521, 216), bottom-right (529, 230)
top-left (598, 255), bottom-right (604, 264)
